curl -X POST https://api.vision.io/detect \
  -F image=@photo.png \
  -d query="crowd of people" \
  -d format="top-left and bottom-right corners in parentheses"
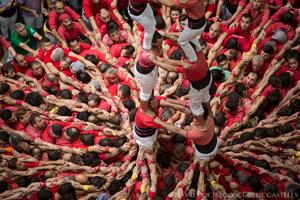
top-left (0, 0), bottom-right (300, 199)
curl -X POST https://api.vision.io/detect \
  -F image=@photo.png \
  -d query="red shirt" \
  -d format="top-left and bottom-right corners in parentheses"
top-left (201, 32), bottom-right (218, 45)
top-left (138, 49), bottom-right (157, 68)
top-left (95, 13), bottom-right (123, 36)
top-left (48, 6), bottom-right (81, 30)
top-left (134, 96), bottom-right (165, 129)
top-left (225, 25), bottom-right (253, 41)
top-left (82, 0), bottom-right (108, 18)
top-left (13, 56), bottom-right (35, 74)
top-left (236, 3), bottom-right (270, 30)
top-left (271, 7), bottom-right (300, 26)
top-left (261, 85), bottom-right (286, 98)
top-left (176, 52), bottom-right (208, 81)
top-left (223, 35), bottom-right (251, 52)
top-left (58, 22), bottom-right (86, 41)
top-left (25, 123), bottom-right (48, 140)
top-left (0, 35), bottom-right (11, 59)
top-left (265, 22), bottom-right (295, 41)
top-left (110, 43), bottom-right (127, 58)
top-left (43, 47), bottom-right (70, 64)
top-left (42, 121), bottom-right (68, 144)
top-left (25, 68), bottom-right (45, 80)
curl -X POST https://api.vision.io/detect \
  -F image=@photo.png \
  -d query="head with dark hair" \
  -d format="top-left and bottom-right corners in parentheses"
top-left (281, 11), bottom-right (294, 25)
top-left (157, 151), bottom-right (170, 169)
top-left (285, 184), bottom-right (300, 200)
top-left (58, 183), bottom-right (75, 195)
top-left (76, 71), bottom-right (91, 83)
top-left (254, 159), bottom-right (271, 170)
top-left (248, 174), bottom-right (263, 192)
top-left (0, 82), bottom-right (10, 95)
top-left (108, 179), bottom-right (123, 195)
top-left (262, 183), bottom-right (279, 199)
top-left (83, 152), bottom-right (101, 167)
top-left (225, 38), bottom-right (239, 49)
top-left (57, 106), bottom-right (72, 116)
top-left (268, 75), bottom-right (282, 88)
top-left (8, 158), bottom-right (18, 169)
top-left (1, 63), bottom-right (15, 78)
top-left (211, 68), bottom-right (224, 83)
top-left (285, 49), bottom-right (300, 71)
top-left (89, 176), bottom-right (106, 188)
top-left (262, 44), bottom-right (274, 60)
top-left (0, 109), bottom-right (16, 122)
top-left (169, 48), bottom-right (183, 60)
top-left (38, 189), bottom-right (53, 200)
top-left (164, 174), bottom-right (175, 188)
top-left (25, 92), bottom-right (44, 107)
top-left (88, 94), bottom-right (100, 107)
top-left (178, 161), bottom-right (190, 174)
top-left (98, 63), bottom-right (111, 73)
top-left (279, 123), bottom-right (294, 134)
top-left (287, 171), bottom-right (300, 183)
top-left (115, 136), bottom-right (127, 147)
top-left (225, 92), bottom-right (240, 112)
top-left (70, 154), bottom-right (82, 164)
top-left (152, 31), bottom-right (163, 52)
top-left (15, 176), bottom-right (31, 187)
top-left (47, 150), bottom-right (61, 161)
top-left (59, 89), bottom-right (72, 99)
top-left (85, 54), bottom-right (99, 65)
top-left (77, 111), bottom-right (90, 121)
top-left (234, 82), bottom-right (247, 97)
top-left (129, 108), bottom-right (137, 121)
top-left (266, 89), bottom-right (282, 107)
top-left (99, 138), bottom-right (114, 147)
top-left (161, 107), bottom-right (174, 121)
top-left (31, 147), bottom-right (42, 160)
top-left (240, 13), bottom-right (252, 30)
top-left (77, 91), bottom-right (88, 104)
top-left (123, 99), bottom-right (136, 110)
top-left (155, 16), bottom-right (166, 30)
top-left (50, 124), bottom-right (63, 137)
top-left (214, 111), bottom-right (227, 127)
top-left (233, 170), bottom-right (249, 184)
top-left (29, 113), bottom-right (46, 129)
top-left (9, 90), bottom-right (25, 100)
top-left (0, 180), bottom-right (8, 194)
top-left (0, 131), bottom-right (10, 143)
top-left (290, 99), bottom-right (300, 112)
top-left (216, 54), bottom-right (229, 69)
top-left (278, 106), bottom-right (294, 116)
top-left (118, 84), bottom-right (131, 98)
top-left (65, 127), bottom-right (80, 142)
top-left (80, 134), bottom-right (95, 146)
top-left (120, 45), bottom-right (135, 58)
top-left (280, 72), bottom-right (292, 88)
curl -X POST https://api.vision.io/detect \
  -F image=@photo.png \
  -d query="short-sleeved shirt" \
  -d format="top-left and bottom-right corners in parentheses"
top-left (58, 22), bottom-right (86, 41)
top-left (10, 25), bottom-right (37, 55)
top-left (13, 56), bottom-right (35, 74)
top-left (48, 6), bottom-right (81, 30)
top-left (95, 13), bottom-right (123, 36)
top-left (0, 35), bottom-right (11, 59)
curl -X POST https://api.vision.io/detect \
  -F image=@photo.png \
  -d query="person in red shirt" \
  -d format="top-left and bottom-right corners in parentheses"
top-left (155, 105), bottom-right (220, 160)
top-left (12, 54), bottom-right (35, 74)
top-left (128, 0), bottom-right (157, 50)
top-left (235, 0), bottom-right (270, 38)
top-left (95, 8), bottom-right (123, 38)
top-left (102, 20), bottom-right (130, 48)
top-left (57, 14), bottom-right (97, 46)
top-left (47, 1), bottom-right (91, 48)
top-left (68, 39), bottom-right (92, 55)
top-left (246, 55), bottom-right (269, 79)
top-left (25, 113), bottom-right (48, 140)
top-left (133, 95), bottom-right (189, 151)
top-left (201, 22), bottom-right (222, 49)
top-left (25, 60), bottom-right (45, 81)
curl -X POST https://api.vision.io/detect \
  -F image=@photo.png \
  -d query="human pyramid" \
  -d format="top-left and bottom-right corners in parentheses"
top-left (0, 0), bottom-right (300, 199)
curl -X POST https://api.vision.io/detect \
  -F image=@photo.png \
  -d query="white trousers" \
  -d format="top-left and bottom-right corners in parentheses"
top-left (128, 3), bottom-right (156, 50)
top-left (178, 21), bottom-right (206, 62)
top-left (0, 11), bottom-right (18, 39)
top-left (189, 75), bottom-right (212, 116)
top-left (194, 138), bottom-right (220, 160)
top-left (133, 126), bottom-right (158, 150)
top-left (134, 65), bottom-right (158, 101)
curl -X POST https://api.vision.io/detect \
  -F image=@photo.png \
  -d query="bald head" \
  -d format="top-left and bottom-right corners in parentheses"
top-left (209, 22), bottom-right (221, 38)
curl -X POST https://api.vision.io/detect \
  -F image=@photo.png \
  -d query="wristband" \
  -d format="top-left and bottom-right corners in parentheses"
top-left (200, 166), bottom-right (206, 172)
top-left (4, 146), bottom-right (13, 153)
top-left (149, 191), bottom-right (155, 199)
top-left (83, 185), bottom-right (90, 191)
top-left (140, 183), bottom-right (146, 193)
top-left (214, 93), bottom-right (220, 98)
top-left (112, 131), bottom-right (117, 136)
top-left (111, 172), bottom-right (116, 177)
top-left (101, 185), bottom-right (107, 191)
top-left (131, 173), bottom-right (138, 180)
top-left (296, 151), bottom-right (300, 158)
top-left (42, 91), bottom-right (48, 97)
top-left (50, 107), bottom-right (58, 114)
top-left (211, 180), bottom-right (217, 188)
top-left (137, 159), bottom-right (143, 166)
top-left (141, 173), bottom-right (148, 178)
top-left (126, 127), bottom-right (132, 132)
top-left (191, 163), bottom-right (196, 170)
top-left (43, 111), bottom-right (49, 116)
top-left (40, 182), bottom-right (46, 189)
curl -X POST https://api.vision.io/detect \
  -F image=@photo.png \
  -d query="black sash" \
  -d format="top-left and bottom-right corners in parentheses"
top-left (188, 16), bottom-right (206, 29)
top-left (134, 125), bottom-right (156, 138)
top-left (136, 62), bottom-right (155, 74)
top-left (194, 134), bottom-right (217, 154)
top-left (190, 70), bottom-right (211, 90)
